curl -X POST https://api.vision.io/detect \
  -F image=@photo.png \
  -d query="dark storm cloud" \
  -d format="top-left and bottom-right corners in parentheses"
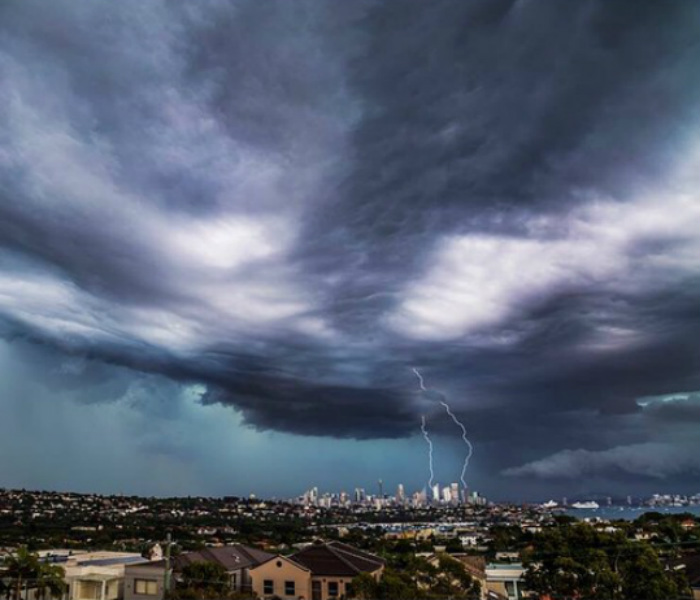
top-left (637, 392), bottom-right (700, 423)
top-left (1, 0), bottom-right (700, 491)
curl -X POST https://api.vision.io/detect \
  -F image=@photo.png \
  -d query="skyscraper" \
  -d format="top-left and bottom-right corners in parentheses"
top-left (450, 482), bottom-right (460, 504)
top-left (354, 487), bottom-right (365, 504)
top-left (442, 486), bottom-right (452, 503)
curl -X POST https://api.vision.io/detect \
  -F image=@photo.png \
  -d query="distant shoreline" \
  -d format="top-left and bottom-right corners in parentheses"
top-left (564, 504), bottom-right (700, 520)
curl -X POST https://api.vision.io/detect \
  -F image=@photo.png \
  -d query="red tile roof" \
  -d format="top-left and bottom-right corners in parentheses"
top-left (289, 541), bottom-right (384, 577)
top-left (173, 544), bottom-right (274, 572)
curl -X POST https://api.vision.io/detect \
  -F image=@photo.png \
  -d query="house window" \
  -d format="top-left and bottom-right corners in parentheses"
top-left (328, 581), bottom-right (339, 597)
top-left (79, 580), bottom-right (102, 600)
top-left (134, 579), bottom-right (159, 596)
top-left (264, 580), bottom-right (274, 595)
top-left (504, 580), bottom-right (519, 599)
top-left (285, 581), bottom-right (295, 596)
top-left (312, 580), bottom-right (322, 600)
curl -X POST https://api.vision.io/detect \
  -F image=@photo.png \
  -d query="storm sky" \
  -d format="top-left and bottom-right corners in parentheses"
top-left (1, 0), bottom-right (699, 501)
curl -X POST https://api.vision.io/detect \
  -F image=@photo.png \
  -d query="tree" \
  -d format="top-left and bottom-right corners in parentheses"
top-left (349, 569), bottom-right (417, 600)
top-left (488, 525), bottom-right (524, 555)
top-left (36, 564), bottom-right (67, 600)
top-left (376, 569), bottom-right (416, 600)
top-left (444, 537), bottom-right (464, 554)
top-left (349, 572), bottom-right (379, 600)
top-left (618, 544), bottom-right (686, 600)
top-left (171, 561), bottom-right (230, 599)
top-left (2, 547), bottom-right (65, 600)
top-left (432, 555), bottom-right (481, 600)
top-left (524, 523), bottom-right (686, 600)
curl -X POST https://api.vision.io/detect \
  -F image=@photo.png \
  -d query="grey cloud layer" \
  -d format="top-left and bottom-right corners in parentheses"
top-left (503, 442), bottom-right (700, 480)
top-left (1, 0), bottom-right (700, 490)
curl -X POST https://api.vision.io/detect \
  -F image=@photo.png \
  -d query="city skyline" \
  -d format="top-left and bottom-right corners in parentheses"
top-left (1, 1), bottom-right (700, 500)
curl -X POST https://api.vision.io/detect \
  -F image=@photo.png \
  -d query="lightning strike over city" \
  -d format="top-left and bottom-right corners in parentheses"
top-left (419, 415), bottom-right (435, 489)
top-left (413, 368), bottom-right (475, 493)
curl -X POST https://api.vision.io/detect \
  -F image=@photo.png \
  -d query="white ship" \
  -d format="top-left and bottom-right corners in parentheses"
top-left (541, 500), bottom-right (558, 508)
top-left (571, 501), bottom-right (600, 509)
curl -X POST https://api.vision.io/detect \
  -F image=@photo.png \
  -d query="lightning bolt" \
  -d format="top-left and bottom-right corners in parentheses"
top-left (414, 368), bottom-right (434, 488)
top-left (413, 367), bottom-right (426, 392)
top-left (413, 368), bottom-right (473, 492)
top-left (419, 415), bottom-right (435, 488)
top-left (438, 398), bottom-right (473, 490)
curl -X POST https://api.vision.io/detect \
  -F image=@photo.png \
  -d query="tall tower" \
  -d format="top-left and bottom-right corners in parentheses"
top-left (378, 479), bottom-right (384, 500)
top-left (450, 482), bottom-right (460, 505)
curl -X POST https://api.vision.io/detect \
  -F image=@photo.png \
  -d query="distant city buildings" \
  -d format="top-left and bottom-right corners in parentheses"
top-left (396, 484), bottom-right (405, 504)
top-left (297, 481), bottom-right (487, 508)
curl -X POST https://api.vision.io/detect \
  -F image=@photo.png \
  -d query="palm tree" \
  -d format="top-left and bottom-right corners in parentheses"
top-left (35, 564), bottom-right (66, 600)
top-left (2, 547), bottom-right (65, 600)
top-left (3, 547), bottom-right (41, 600)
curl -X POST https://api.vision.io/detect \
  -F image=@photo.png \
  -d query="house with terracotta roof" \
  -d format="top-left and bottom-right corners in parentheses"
top-left (173, 544), bottom-right (275, 592)
top-left (250, 541), bottom-right (384, 600)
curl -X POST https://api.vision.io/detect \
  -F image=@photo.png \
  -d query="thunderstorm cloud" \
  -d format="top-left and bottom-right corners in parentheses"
top-left (1, 0), bottom-right (699, 497)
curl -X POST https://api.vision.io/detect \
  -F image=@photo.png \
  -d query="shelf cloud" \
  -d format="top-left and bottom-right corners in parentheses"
top-left (1, 0), bottom-right (700, 494)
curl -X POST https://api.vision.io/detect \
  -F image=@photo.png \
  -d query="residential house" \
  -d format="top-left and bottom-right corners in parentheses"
top-left (173, 545), bottom-right (275, 593)
top-left (249, 555), bottom-right (311, 600)
top-left (681, 519), bottom-right (697, 532)
top-left (61, 552), bottom-right (151, 600)
top-left (124, 544), bottom-right (274, 600)
top-left (0, 549), bottom-right (123, 600)
top-left (123, 561), bottom-right (167, 600)
top-left (459, 533), bottom-right (480, 547)
top-left (485, 562), bottom-right (527, 600)
top-left (250, 541), bottom-right (384, 600)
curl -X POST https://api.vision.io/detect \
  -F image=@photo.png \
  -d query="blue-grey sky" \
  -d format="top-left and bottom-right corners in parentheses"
top-left (1, 0), bottom-right (700, 501)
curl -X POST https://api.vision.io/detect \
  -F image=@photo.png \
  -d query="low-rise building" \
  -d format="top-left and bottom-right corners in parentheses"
top-left (123, 561), bottom-right (167, 600)
top-left (249, 554), bottom-right (312, 600)
top-left (250, 541), bottom-right (384, 600)
top-left (485, 562), bottom-right (526, 600)
top-left (62, 552), bottom-right (150, 600)
top-left (124, 544), bottom-right (275, 600)
top-left (173, 544), bottom-right (274, 593)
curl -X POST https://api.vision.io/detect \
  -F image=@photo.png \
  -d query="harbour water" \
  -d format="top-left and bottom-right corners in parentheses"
top-left (565, 504), bottom-right (700, 521)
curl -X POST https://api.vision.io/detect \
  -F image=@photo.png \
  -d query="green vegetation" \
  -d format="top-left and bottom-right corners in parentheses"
top-left (523, 522), bottom-right (691, 600)
top-left (168, 562), bottom-right (254, 600)
top-left (351, 554), bottom-right (480, 600)
top-left (0, 547), bottom-right (66, 600)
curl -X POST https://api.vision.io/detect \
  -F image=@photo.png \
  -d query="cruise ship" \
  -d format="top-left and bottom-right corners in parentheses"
top-left (571, 501), bottom-right (600, 509)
